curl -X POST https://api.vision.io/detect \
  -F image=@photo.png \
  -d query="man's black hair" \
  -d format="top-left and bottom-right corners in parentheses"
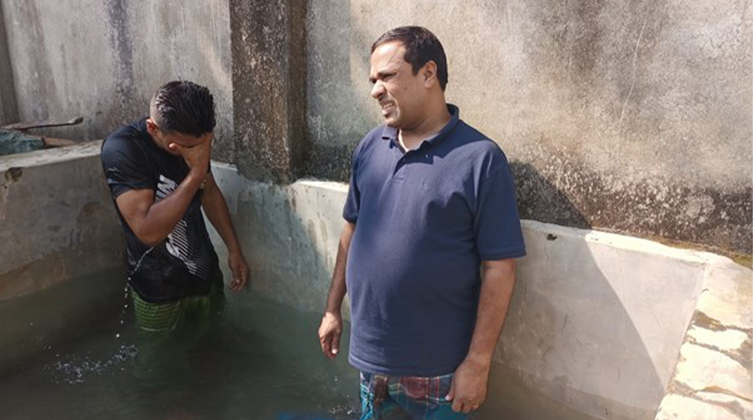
top-left (149, 80), bottom-right (216, 137)
top-left (371, 26), bottom-right (448, 91)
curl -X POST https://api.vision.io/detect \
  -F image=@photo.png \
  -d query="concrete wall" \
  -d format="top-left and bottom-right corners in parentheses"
top-left (305, 0), bottom-right (752, 255)
top-left (2, 0), bottom-right (749, 255)
top-left (230, 0), bottom-right (308, 183)
top-left (0, 142), bottom-right (126, 371)
top-left (0, 1), bottom-right (17, 126)
top-left (0, 0), bottom-right (234, 161)
top-left (0, 144), bottom-right (747, 416)
top-left (208, 163), bottom-right (752, 420)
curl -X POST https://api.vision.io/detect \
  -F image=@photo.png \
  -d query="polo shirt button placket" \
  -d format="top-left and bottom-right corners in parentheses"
top-left (393, 156), bottom-right (406, 181)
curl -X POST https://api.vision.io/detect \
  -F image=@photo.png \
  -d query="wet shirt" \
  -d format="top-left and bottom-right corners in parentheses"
top-left (343, 105), bottom-right (526, 377)
top-left (101, 118), bottom-right (218, 303)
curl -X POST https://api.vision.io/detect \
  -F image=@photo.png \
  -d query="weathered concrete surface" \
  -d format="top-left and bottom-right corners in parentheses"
top-left (304, 0), bottom-right (753, 254)
top-left (0, 2), bottom-right (17, 125)
top-left (230, 0), bottom-right (307, 182)
top-left (207, 162), bottom-right (351, 319)
top-left (0, 141), bottom-right (124, 301)
top-left (208, 165), bottom-right (751, 420)
top-left (655, 258), bottom-right (752, 420)
top-left (4, 0), bottom-right (749, 254)
top-left (0, 143), bottom-right (126, 372)
top-left (0, 0), bottom-right (234, 161)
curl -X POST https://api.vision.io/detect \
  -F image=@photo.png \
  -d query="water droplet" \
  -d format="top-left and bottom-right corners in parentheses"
top-left (115, 333), bottom-right (120, 338)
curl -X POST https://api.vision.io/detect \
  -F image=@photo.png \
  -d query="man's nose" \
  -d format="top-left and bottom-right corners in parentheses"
top-left (371, 81), bottom-right (385, 99)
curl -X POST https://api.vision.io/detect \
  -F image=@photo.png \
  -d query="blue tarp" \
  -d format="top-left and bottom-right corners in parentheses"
top-left (0, 129), bottom-right (44, 156)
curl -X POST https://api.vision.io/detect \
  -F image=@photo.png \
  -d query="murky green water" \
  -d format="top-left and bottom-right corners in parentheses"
top-left (0, 283), bottom-right (359, 420)
top-left (0, 273), bottom-right (598, 420)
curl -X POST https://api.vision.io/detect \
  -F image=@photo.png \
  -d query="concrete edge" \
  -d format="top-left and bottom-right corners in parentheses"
top-left (0, 140), bottom-right (102, 171)
top-left (521, 219), bottom-right (717, 267)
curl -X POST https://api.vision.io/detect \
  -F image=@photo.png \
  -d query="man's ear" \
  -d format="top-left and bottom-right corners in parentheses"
top-left (145, 118), bottom-right (158, 136)
top-left (422, 60), bottom-right (438, 88)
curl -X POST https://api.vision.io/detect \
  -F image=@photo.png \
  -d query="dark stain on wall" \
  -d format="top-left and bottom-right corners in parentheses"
top-left (0, 2), bottom-right (18, 125)
top-left (514, 154), bottom-right (752, 254)
top-left (230, 0), bottom-right (308, 183)
top-left (4, 167), bottom-right (23, 183)
top-left (105, 0), bottom-right (136, 122)
top-left (305, 143), bottom-right (751, 255)
top-left (304, 143), bottom-right (355, 182)
top-left (16, 0), bottom-right (54, 121)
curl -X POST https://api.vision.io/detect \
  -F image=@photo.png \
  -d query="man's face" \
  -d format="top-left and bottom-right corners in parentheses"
top-left (146, 119), bottom-right (211, 155)
top-left (369, 41), bottom-right (425, 129)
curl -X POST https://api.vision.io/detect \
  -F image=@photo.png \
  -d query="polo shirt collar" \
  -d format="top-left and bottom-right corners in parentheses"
top-left (381, 104), bottom-right (460, 148)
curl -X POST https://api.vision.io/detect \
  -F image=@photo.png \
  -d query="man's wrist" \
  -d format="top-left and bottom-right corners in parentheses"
top-left (323, 306), bottom-right (342, 318)
top-left (184, 169), bottom-right (207, 186)
top-left (463, 351), bottom-right (493, 372)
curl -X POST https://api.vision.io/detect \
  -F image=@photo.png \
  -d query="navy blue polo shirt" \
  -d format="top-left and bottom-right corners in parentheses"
top-left (343, 105), bottom-right (526, 377)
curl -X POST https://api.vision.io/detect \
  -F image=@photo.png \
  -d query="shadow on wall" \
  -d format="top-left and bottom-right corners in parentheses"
top-left (512, 161), bottom-right (590, 229)
top-left (496, 233), bottom-right (667, 420)
top-left (478, 163), bottom-right (667, 420)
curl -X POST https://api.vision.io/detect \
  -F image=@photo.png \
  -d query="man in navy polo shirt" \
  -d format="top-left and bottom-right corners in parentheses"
top-left (318, 26), bottom-right (526, 419)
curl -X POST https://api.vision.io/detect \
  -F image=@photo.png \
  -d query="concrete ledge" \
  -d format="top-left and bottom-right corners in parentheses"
top-left (0, 141), bottom-right (124, 301)
top-left (209, 163), bottom-right (752, 420)
top-left (0, 142), bottom-right (126, 371)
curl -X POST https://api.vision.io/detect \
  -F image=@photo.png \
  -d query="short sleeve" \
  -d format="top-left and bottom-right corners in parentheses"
top-left (342, 145), bottom-right (361, 223)
top-left (474, 158), bottom-right (527, 260)
top-left (100, 137), bottom-right (155, 199)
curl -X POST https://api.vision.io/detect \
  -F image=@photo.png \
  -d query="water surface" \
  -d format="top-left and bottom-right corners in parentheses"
top-left (0, 276), bottom-right (599, 420)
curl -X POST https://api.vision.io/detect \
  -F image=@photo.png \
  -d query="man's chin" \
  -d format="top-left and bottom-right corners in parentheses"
top-left (383, 115), bottom-right (399, 127)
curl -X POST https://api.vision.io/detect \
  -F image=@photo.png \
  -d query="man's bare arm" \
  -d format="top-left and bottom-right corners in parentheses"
top-left (115, 172), bottom-right (204, 246)
top-left (201, 171), bottom-right (250, 291)
top-left (448, 258), bottom-right (516, 413)
top-left (115, 135), bottom-right (211, 247)
top-left (318, 221), bottom-right (356, 358)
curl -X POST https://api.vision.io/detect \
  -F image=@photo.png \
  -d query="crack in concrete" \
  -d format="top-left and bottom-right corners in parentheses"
top-left (617, 14), bottom-right (649, 137)
top-left (692, 386), bottom-right (753, 404)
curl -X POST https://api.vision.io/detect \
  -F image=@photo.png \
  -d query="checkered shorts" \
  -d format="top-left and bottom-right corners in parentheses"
top-left (359, 371), bottom-right (467, 420)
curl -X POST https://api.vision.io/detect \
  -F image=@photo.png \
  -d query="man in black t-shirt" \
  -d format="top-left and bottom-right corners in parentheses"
top-left (101, 80), bottom-right (249, 332)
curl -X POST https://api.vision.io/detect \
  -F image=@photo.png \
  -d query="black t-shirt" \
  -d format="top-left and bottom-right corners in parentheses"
top-left (101, 118), bottom-right (219, 303)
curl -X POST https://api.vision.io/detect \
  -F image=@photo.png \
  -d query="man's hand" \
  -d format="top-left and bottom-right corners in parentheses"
top-left (227, 251), bottom-right (250, 292)
top-left (318, 311), bottom-right (343, 359)
top-left (168, 134), bottom-right (213, 173)
top-left (446, 358), bottom-right (490, 413)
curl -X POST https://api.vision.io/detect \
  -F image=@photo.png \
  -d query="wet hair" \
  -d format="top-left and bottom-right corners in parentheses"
top-left (371, 26), bottom-right (448, 91)
top-left (149, 80), bottom-right (216, 137)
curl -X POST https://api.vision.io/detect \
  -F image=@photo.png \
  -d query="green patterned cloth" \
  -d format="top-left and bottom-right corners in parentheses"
top-left (131, 272), bottom-right (225, 333)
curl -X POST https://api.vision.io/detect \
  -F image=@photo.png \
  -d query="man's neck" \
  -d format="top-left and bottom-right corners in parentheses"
top-left (398, 103), bottom-right (452, 151)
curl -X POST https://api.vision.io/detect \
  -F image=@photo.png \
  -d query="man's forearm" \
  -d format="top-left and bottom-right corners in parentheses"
top-left (325, 222), bottom-right (355, 314)
top-left (202, 177), bottom-right (242, 254)
top-left (125, 170), bottom-right (205, 246)
top-left (464, 259), bottom-right (516, 368)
